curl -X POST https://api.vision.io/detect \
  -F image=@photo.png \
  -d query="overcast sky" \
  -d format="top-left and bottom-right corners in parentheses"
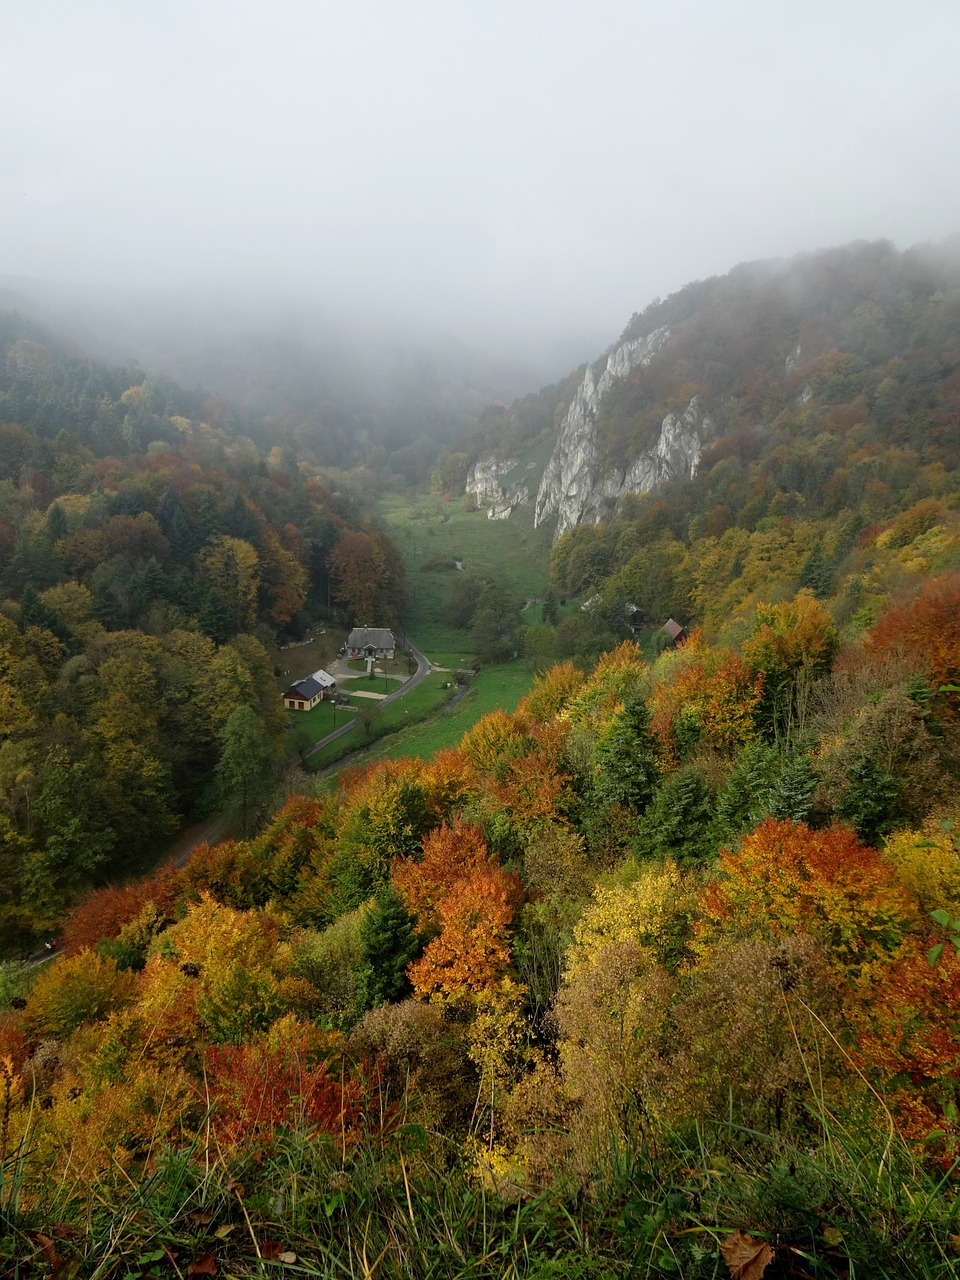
top-left (4, 0), bottom-right (960, 363)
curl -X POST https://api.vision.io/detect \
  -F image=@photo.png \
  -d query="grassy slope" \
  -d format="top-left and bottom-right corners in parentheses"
top-left (377, 471), bottom-right (555, 654)
top-left (352, 658), bottom-right (535, 765)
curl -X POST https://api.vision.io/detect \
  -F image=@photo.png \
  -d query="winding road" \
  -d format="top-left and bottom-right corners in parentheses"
top-left (298, 636), bottom-right (433, 764)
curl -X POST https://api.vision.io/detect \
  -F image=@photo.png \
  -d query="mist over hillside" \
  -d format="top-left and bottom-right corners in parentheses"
top-left (0, 273), bottom-right (599, 481)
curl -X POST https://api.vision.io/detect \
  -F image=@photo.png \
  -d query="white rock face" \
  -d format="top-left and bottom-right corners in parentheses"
top-left (488, 485), bottom-right (529, 519)
top-left (466, 455), bottom-right (517, 507)
top-left (465, 455), bottom-right (530, 519)
top-left (534, 327), bottom-right (711, 538)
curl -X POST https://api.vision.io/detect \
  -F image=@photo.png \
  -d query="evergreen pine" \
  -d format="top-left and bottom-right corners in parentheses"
top-left (591, 690), bottom-right (660, 815)
top-left (353, 884), bottom-right (420, 1014)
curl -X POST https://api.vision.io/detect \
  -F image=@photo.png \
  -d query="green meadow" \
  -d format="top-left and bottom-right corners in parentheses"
top-left (377, 470), bottom-right (554, 653)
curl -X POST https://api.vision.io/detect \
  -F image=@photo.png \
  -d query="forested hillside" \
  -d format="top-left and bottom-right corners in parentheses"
top-left (0, 280), bottom-right (550, 484)
top-left (493, 241), bottom-right (960, 662)
top-left (6, 242), bottom-right (960, 1275)
top-left (4, 580), bottom-right (960, 1271)
top-left (0, 312), bottom-right (405, 950)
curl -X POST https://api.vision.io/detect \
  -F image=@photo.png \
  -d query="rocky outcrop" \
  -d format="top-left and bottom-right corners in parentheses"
top-left (534, 327), bottom-right (712, 538)
top-left (466, 455), bottom-right (517, 507)
top-left (488, 484), bottom-right (529, 520)
top-left (466, 455), bottom-right (530, 519)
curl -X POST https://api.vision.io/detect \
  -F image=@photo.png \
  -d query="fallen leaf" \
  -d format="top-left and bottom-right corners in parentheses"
top-left (259, 1240), bottom-right (283, 1260)
top-left (50, 1225), bottom-right (82, 1240)
top-left (720, 1229), bottom-right (776, 1280)
top-left (821, 1224), bottom-right (843, 1246)
top-left (213, 1225), bottom-right (236, 1240)
top-left (949, 1233), bottom-right (960, 1255)
top-left (187, 1255), bottom-right (217, 1277)
top-left (28, 1232), bottom-right (62, 1269)
top-left (278, 1254), bottom-right (297, 1265)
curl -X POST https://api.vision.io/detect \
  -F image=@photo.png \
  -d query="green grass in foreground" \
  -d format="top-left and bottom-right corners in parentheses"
top-left (8, 1109), bottom-right (959, 1277)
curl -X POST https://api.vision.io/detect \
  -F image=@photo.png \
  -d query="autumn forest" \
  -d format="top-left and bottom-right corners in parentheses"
top-left (4, 241), bottom-right (960, 1276)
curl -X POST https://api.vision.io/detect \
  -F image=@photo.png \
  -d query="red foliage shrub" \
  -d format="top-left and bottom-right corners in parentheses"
top-left (204, 1027), bottom-right (363, 1151)
top-left (59, 862), bottom-right (181, 956)
top-left (848, 937), bottom-right (960, 1156)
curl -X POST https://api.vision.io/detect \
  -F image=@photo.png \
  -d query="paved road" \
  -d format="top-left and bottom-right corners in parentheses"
top-left (167, 639), bottom-right (433, 868)
top-left (298, 637), bottom-right (433, 765)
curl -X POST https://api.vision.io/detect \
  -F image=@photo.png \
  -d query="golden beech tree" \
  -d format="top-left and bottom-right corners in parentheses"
top-left (196, 535), bottom-right (260, 631)
top-left (883, 819), bottom-right (960, 915)
top-left (742, 591), bottom-right (838, 740)
top-left (459, 709), bottom-right (530, 773)
top-left (520, 661), bottom-right (581, 724)
top-left (565, 861), bottom-right (695, 982)
top-left (649, 632), bottom-right (764, 759)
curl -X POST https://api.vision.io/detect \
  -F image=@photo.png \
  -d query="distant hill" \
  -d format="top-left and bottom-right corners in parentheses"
top-left (464, 238), bottom-right (960, 532)
top-left (0, 274), bottom-right (557, 481)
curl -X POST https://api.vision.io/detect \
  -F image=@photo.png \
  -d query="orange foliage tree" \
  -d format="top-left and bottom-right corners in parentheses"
top-left (695, 818), bottom-right (918, 982)
top-left (865, 573), bottom-right (960, 720)
top-left (392, 820), bottom-right (523, 1003)
top-left (406, 867), bottom-right (523, 1003)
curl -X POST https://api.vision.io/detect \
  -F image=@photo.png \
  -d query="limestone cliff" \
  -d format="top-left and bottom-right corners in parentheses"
top-left (465, 455), bottom-right (530, 520)
top-left (534, 327), bottom-right (712, 537)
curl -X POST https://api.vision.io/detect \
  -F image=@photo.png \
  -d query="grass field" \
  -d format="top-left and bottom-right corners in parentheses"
top-left (283, 698), bottom-right (358, 758)
top-left (303, 674), bottom-right (458, 771)
top-left (323, 658), bottom-right (536, 771)
top-left (376, 479), bottom-right (555, 654)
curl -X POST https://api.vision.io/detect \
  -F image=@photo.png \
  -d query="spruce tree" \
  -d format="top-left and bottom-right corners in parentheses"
top-left (591, 690), bottom-right (660, 815)
top-left (353, 884), bottom-right (420, 1013)
top-left (764, 752), bottom-right (819, 824)
top-left (634, 766), bottom-right (714, 866)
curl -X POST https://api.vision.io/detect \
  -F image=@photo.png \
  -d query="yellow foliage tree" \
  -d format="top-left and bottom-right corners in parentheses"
top-left (884, 819), bottom-right (960, 916)
top-left (564, 860), bottom-right (695, 982)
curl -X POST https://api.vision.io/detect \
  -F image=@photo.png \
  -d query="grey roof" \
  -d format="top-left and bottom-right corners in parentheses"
top-left (310, 668), bottom-right (336, 687)
top-left (662, 618), bottom-right (687, 639)
top-left (287, 676), bottom-right (322, 700)
top-left (347, 627), bottom-right (395, 649)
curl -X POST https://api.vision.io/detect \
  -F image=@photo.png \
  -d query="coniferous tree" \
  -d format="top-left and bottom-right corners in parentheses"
top-left (634, 766), bottom-right (715, 866)
top-left (764, 752), bottom-right (819, 825)
top-left (712, 739), bottom-right (779, 847)
top-left (353, 884), bottom-right (420, 1014)
top-left (835, 755), bottom-right (900, 846)
top-left (590, 691), bottom-right (660, 815)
